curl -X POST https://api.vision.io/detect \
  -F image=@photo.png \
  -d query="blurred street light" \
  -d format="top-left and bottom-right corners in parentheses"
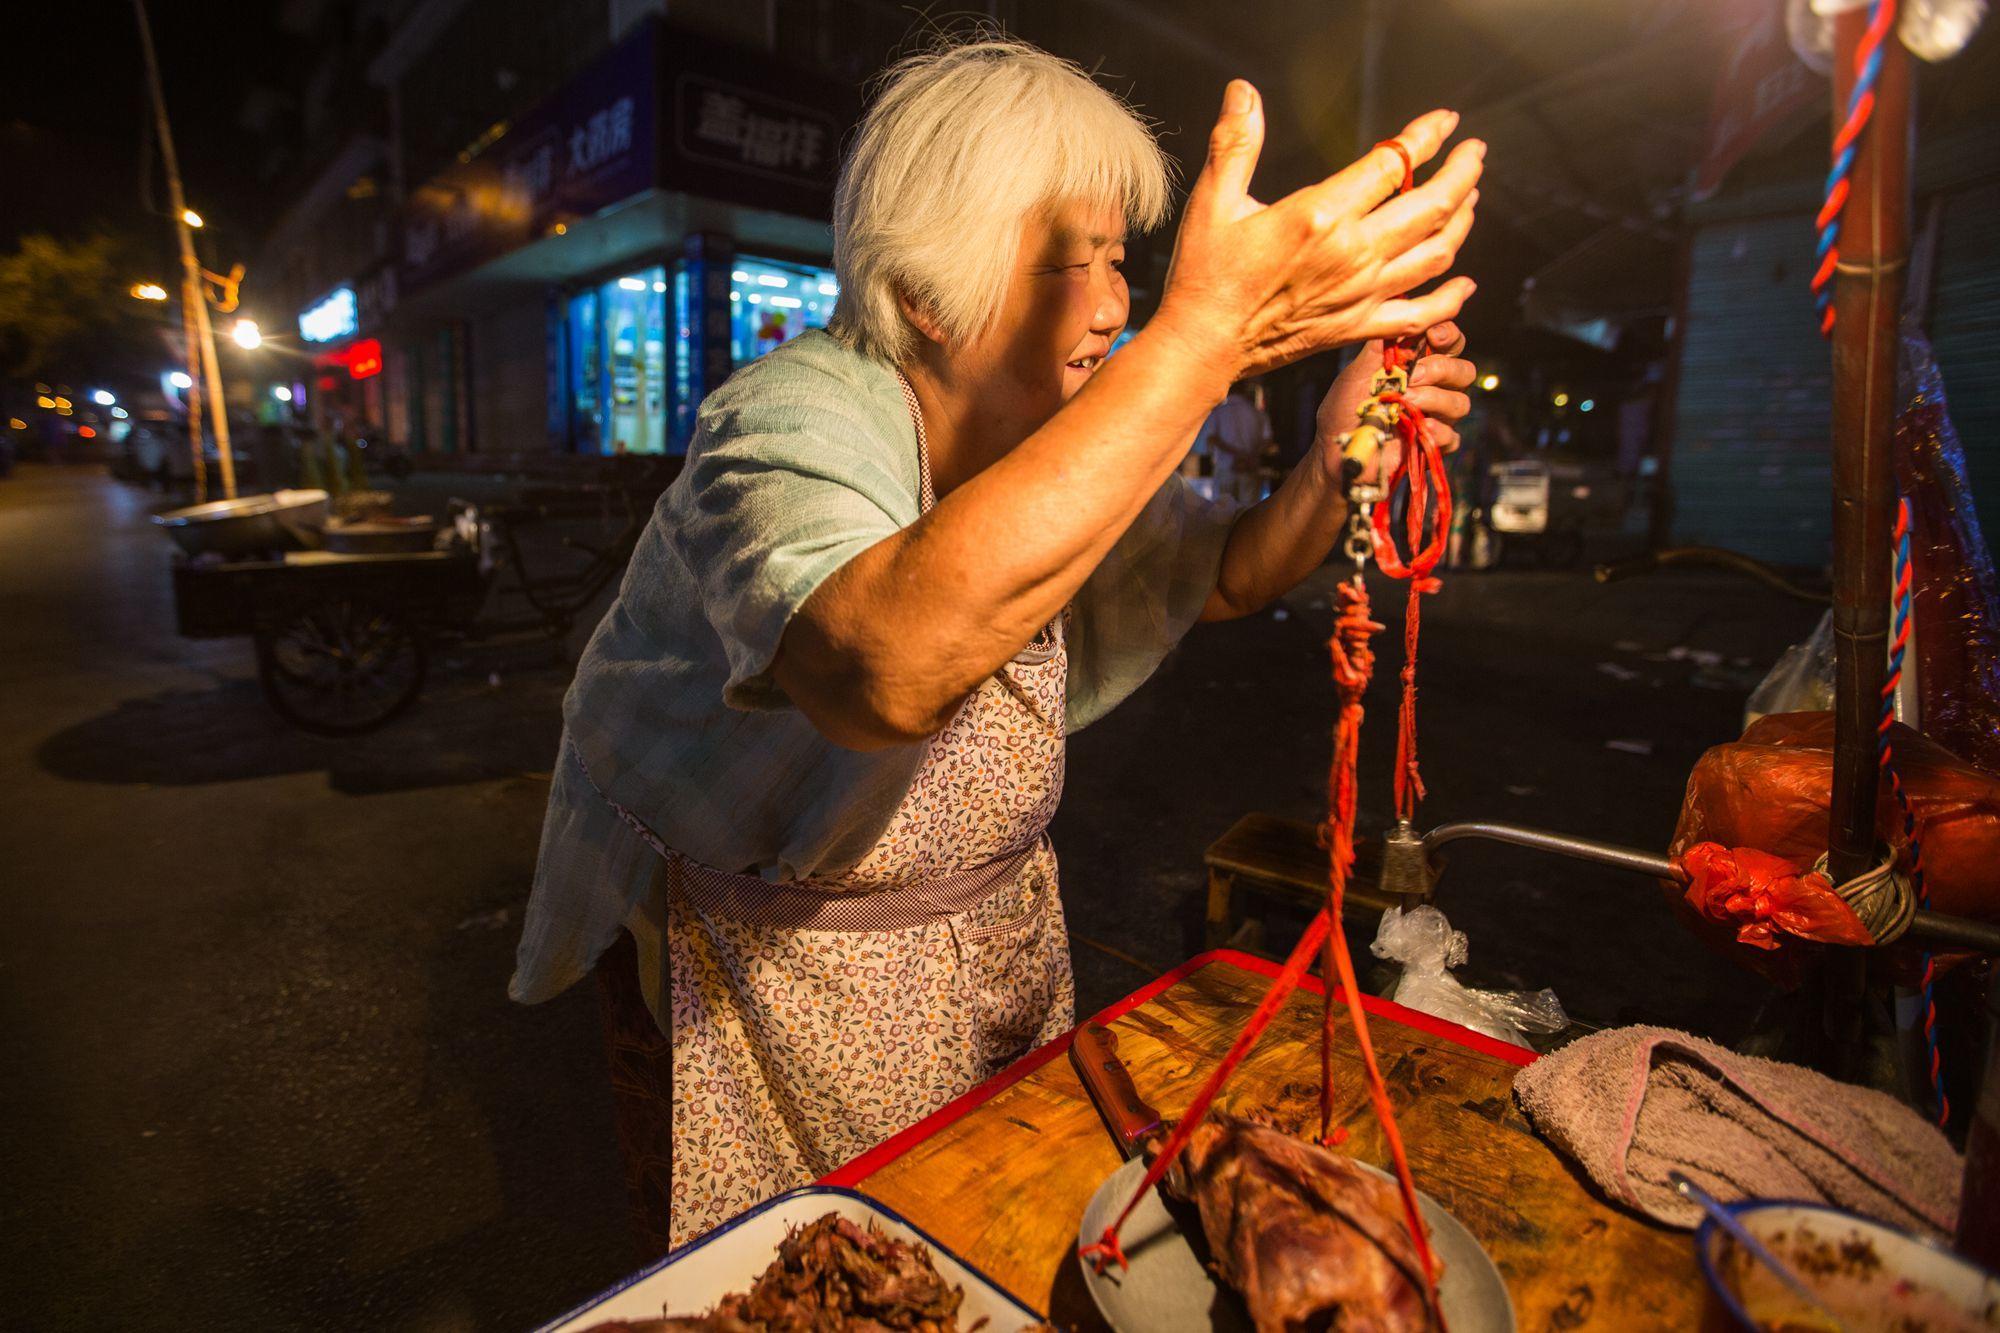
top-left (231, 318), bottom-right (262, 350)
top-left (1479, 373), bottom-right (1501, 391)
top-left (272, 385), bottom-right (293, 403)
top-left (78, 426), bottom-right (97, 439)
top-left (169, 371), bottom-right (194, 390)
top-left (91, 389), bottom-right (116, 406)
top-left (111, 407), bottom-right (129, 419)
top-left (1552, 392), bottom-right (1571, 408)
top-left (181, 209), bottom-right (204, 229)
top-left (7, 418), bottom-right (25, 430)
top-left (35, 395), bottom-right (55, 409)
top-left (52, 396), bottom-right (71, 410)
top-left (131, 283), bottom-right (169, 302)
top-left (1579, 399), bottom-right (1596, 412)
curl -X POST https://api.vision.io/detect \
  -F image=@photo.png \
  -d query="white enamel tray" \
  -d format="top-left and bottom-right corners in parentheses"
top-left (535, 1185), bottom-right (1047, 1332)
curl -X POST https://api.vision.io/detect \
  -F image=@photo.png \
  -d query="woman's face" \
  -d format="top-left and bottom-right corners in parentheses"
top-left (949, 200), bottom-right (1130, 433)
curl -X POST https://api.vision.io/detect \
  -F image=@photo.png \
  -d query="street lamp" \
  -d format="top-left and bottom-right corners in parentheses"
top-left (181, 208), bottom-right (204, 229)
top-left (131, 283), bottom-right (169, 302)
top-left (91, 389), bottom-right (116, 406)
top-left (231, 318), bottom-right (262, 350)
top-left (169, 370), bottom-right (194, 390)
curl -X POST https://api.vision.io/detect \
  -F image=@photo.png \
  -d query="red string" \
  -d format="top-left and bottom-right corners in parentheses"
top-left (1319, 581), bottom-right (1380, 1149)
top-left (1078, 906), bottom-right (1336, 1272)
top-left (1081, 135), bottom-right (1451, 1327)
top-left (1369, 355), bottom-right (1452, 828)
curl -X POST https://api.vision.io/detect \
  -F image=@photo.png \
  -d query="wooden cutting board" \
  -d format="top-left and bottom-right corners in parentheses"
top-left (840, 953), bottom-right (1702, 1329)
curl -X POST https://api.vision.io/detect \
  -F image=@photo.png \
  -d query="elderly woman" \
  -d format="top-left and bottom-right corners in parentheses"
top-left (512, 38), bottom-right (1482, 1249)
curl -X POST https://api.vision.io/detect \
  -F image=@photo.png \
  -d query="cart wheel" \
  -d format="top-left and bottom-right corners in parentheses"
top-left (256, 598), bottom-right (427, 735)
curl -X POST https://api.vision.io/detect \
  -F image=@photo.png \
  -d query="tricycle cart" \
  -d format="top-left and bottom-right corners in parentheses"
top-left (164, 484), bottom-right (653, 735)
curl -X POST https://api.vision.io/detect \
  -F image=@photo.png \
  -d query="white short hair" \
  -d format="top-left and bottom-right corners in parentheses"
top-left (827, 37), bottom-right (1175, 365)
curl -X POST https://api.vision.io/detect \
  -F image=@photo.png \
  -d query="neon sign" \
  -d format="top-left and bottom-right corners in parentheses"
top-left (298, 287), bottom-right (358, 343)
top-left (347, 339), bottom-right (383, 380)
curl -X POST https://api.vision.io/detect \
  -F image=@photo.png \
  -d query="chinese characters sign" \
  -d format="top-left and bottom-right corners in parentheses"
top-left (401, 23), bottom-right (657, 293)
top-left (397, 20), bottom-right (855, 296)
top-left (678, 76), bottom-right (833, 184)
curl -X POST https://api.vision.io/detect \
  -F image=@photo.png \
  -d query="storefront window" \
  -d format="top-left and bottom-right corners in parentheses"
top-left (729, 255), bottom-right (838, 366)
top-left (603, 266), bottom-right (668, 455)
top-left (671, 264), bottom-right (696, 453)
top-left (566, 287), bottom-right (601, 453)
top-left (562, 264), bottom-right (682, 455)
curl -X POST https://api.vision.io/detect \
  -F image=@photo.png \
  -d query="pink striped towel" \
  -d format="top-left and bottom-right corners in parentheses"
top-left (1514, 1025), bottom-right (1961, 1237)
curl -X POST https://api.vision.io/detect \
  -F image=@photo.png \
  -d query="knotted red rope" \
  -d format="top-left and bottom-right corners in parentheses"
top-left (1082, 135), bottom-right (1449, 1326)
top-left (1371, 341), bottom-right (1452, 823)
top-left (1318, 579), bottom-right (1379, 1149)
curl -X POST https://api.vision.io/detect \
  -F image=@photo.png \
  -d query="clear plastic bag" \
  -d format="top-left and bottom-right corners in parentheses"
top-left (1369, 905), bottom-right (1569, 1049)
top-left (1744, 609), bottom-right (1836, 731)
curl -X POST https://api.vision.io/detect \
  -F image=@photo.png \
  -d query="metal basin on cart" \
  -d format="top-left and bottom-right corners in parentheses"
top-left (153, 489), bottom-right (329, 558)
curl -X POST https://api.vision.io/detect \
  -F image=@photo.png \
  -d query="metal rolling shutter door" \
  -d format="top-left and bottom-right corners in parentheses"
top-left (1927, 178), bottom-right (2000, 542)
top-left (1670, 214), bottom-right (1835, 568)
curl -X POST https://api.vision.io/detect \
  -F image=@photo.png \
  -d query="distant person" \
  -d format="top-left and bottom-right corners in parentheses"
top-left (1200, 378), bottom-right (1274, 507)
top-left (510, 37), bottom-right (1479, 1252)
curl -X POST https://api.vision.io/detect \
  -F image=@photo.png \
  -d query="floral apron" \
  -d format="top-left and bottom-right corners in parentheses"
top-left (598, 374), bottom-right (1075, 1251)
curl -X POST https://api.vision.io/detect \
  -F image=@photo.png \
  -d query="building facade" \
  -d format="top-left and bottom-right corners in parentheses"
top-left (253, 0), bottom-right (903, 469)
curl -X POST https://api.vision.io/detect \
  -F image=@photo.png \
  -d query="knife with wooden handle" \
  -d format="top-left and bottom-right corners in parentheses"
top-left (1069, 1021), bottom-right (1174, 1166)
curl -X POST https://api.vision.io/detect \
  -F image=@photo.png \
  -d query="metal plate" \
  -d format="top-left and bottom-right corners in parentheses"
top-left (1078, 1155), bottom-right (1515, 1333)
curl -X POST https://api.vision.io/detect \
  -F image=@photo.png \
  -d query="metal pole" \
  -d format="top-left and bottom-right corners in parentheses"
top-left (176, 273), bottom-right (207, 502)
top-left (1824, 6), bottom-right (1912, 1072)
top-left (133, 0), bottom-right (236, 499)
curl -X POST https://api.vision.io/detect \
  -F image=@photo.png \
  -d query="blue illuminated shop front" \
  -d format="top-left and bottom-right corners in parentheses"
top-left (555, 251), bottom-right (839, 456)
top-left (384, 18), bottom-right (857, 464)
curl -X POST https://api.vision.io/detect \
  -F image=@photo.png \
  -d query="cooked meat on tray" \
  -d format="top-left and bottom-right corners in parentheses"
top-left (585, 1212), bottom-right (1050, 1333)
top-left (1173, 1114), bottom-right (1439, 1333)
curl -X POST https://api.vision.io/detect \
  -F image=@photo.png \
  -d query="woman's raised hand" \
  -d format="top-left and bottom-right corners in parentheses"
top-left (1155, 81), bottom-right (1483, 381)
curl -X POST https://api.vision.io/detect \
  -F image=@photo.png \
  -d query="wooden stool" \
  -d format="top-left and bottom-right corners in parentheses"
top-left (1203, 812), bottom-right (1398, 950)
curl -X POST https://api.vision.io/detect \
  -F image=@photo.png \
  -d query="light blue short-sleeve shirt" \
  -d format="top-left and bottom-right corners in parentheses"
top-left (511, 330), bottom-right (1236, 1004)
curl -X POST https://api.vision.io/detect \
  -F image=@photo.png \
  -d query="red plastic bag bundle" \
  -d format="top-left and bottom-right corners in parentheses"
top-left (1668, 711), bottom-right (2000, 984)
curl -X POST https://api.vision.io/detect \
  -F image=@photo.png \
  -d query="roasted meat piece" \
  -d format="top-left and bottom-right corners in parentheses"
top-left (1174, 1114), bottom-right (1437, 1333)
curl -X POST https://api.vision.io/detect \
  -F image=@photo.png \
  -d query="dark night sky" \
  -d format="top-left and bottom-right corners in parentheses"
top-left (0, 1), bottom-right (294, 266)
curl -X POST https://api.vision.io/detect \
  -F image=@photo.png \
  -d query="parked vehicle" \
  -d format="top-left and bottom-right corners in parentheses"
top-left (1483, 456), bottom-right (1628, 568)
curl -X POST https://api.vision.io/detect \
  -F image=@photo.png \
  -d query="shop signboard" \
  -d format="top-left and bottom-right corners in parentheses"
top-left (396, 19), bottom-right (854, 297)
top-left (662, 31), bottom-right (853, 219)
top-left (400, 21), bottom-right (659, 294)
top-left (299, 286), bottom-right (359, 344)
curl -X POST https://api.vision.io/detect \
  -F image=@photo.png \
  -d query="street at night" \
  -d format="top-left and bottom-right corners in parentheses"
top-left (3, 463), bottom-right (1825, 1326)
top-left (3, 1), bottom-right (1997, 1329)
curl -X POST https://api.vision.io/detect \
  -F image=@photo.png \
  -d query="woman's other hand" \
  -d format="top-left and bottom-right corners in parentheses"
top-left (1154, 82), bottom-right (1482, 382)
top-left (1312, 321), bottom-right (1475, 486)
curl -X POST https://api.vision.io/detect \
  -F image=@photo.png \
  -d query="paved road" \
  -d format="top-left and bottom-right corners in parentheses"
top-left (1, 464), bottom-right (1820, 1329)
